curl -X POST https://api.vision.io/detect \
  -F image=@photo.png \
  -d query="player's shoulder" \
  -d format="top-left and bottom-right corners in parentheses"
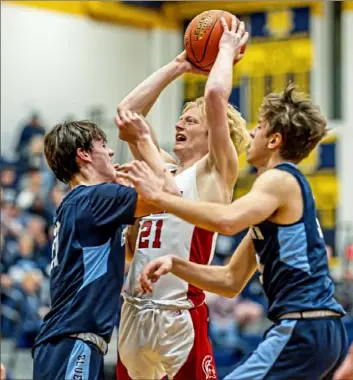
top-left (89, 182), bottom-right (136, 201)
top-left (63, 183), bottom-right (131, 204)
top-left (60, 185), bottom-right (91, 204)
top-left (90, 182), bottom-right (133, 193)
top-left (253, 168), bottom-right (298, 194)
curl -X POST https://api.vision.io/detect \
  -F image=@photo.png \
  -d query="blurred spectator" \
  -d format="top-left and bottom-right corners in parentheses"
top-left (1, 190), bottom-right (25, 240)
top-left (0, 162), bottom-right (19, 203)
top-left (27, 217), bottom-right (51, 254)
top-left (4, 270), bottom-right (48, 348)
top-left (27, 135), bottom-right (56, 196)
top-left (16, 113), bottom-right (45, 163)
top-left (16, 168), bottom-right (54, 224)
top-left (48, 184), bottom-right (66, 214)
top-left (17, 168), bottom-right (44, 210)
top-left (214, 234), bottom-right (239, 258)
top-left (7, 235), bottom-right (40, 283)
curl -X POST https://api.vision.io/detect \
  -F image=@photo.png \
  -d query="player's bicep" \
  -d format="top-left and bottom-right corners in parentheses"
top-left (205, 91), bottom-right (239, 183)
top-left (222, 171), bottom-right (284, 234)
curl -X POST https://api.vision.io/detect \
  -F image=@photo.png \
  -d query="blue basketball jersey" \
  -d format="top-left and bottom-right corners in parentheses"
top-left (250, 162), bottom-right (345, 321)
top-left (34, 183), bottom-right (137, 347)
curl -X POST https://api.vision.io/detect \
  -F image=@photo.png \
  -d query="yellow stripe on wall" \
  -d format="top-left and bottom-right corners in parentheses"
top-left (10, 0), bottom-right (324, 29)
top-left (343, 1), bottom-right (353, 12)
top-left (9, 1), bottom-right (180, 30)
top-left (164, 1), bottom-right (322, 21)
top-left (10, 1), bottom-right (86, 17)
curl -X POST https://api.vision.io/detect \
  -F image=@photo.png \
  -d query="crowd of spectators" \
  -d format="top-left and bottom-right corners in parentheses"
top-left (1, 113), bottom-right (68, 350)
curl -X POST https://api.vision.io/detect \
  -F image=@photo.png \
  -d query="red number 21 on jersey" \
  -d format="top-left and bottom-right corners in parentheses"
top-left (138, 220), bottom-right (163, 249)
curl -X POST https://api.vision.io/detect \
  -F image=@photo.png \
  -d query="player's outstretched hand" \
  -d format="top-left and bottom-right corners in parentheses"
top-left (116, 160), bottom-right (164, 201)
top-left (139, 255), bottom-right (173, 293)
top-left (174, 50), bottom-right (209, 76)
top-left (219, 16), bottom-right (248, 61)
top-left (115, 110), bottom-right (150, 144)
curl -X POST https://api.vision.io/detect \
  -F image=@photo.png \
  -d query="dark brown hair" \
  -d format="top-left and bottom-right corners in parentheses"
top-left (260, 83), bottom-right (327, 162)
top-left (44, 120), bottom-right (107, 183)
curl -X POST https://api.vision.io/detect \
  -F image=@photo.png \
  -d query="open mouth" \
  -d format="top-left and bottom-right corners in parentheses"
top-left (176, 134), bottom-right (187, 142)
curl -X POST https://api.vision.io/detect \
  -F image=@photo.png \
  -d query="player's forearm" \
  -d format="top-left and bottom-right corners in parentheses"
top-left (135, 138), bottom-right (179, 195)
top-left (128, 129), bottom-right (161, 160)
top-left (150, 191), bottom-right (239, 235)
top-left (205, 46), bottom-right (235, 100)
top-left (135, 137), bottom-right (166, 177)
top-left (170, 255), bottom-right (235, 297)
top-left (118, 61), bottom-right (185, 117)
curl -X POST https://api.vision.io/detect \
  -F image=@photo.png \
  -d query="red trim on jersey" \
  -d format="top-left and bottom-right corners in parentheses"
top-left (187, 227), bottom-right (215, 307)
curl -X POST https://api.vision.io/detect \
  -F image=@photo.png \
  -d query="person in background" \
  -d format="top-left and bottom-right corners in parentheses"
top-left (16, 113), bottom-right (45, 163)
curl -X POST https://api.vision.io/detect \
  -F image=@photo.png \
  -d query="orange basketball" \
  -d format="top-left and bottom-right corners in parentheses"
top-left (184, 10), bottom-right (246, 71)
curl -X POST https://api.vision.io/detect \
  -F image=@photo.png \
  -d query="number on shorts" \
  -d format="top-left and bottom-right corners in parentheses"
top-left (50, 221), bottom-right (61, 271)
top-left (138, 220), bottom-right (163, 249)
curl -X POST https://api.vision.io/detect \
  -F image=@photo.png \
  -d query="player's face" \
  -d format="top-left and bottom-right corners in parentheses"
top-left (246, 119), bottom-right (271, 168)
top-left (173, 107), bottom-right (208, 159)
top-left (90, 139), bottom-right (116, 182)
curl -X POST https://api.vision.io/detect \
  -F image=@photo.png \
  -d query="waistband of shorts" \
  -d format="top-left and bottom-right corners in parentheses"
top-left (69, 332), bottom-right (108, 355)
top-left (278, 310), bottom-right (342, 320)
top-left (122, 293), bottom-right (196, 310)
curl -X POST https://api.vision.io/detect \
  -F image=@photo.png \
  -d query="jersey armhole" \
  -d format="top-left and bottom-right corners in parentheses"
top-left (273, 167), bottom-right (307, 226)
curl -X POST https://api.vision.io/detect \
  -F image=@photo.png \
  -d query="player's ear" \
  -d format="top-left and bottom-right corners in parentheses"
top-left (76, 148), bottom-right (92, 163)
top-left (268, 133), bottom-right (282, 150)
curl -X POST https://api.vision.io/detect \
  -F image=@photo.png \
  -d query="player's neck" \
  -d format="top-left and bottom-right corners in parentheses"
top-left (175, 150), bottom-right (205, 174)
top-left (267, 155), bottom-right (297, 170)
top-left (70, 171), bottom-right (107, 189)
top-left (175, 157), bottom-right (200, 174)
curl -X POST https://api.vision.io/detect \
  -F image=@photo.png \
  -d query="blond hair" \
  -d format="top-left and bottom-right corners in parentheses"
top-left (183, 97), bottom-right (249, 155)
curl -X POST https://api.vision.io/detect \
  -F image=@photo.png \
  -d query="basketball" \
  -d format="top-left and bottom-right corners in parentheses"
top-left (184, 10), bottom-right (247, 71)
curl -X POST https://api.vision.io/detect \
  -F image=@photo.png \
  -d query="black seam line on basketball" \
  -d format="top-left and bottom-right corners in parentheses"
top-left (188, 24), bottom-right (198, 65)
top-left (197, 11), bottom-right (225, 64)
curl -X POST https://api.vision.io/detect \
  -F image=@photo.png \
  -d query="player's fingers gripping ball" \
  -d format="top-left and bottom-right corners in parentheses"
top-left (184, 10), bottom-right (247, 71)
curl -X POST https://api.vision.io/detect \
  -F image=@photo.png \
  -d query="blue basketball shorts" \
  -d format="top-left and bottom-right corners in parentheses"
top-left (224, 317), bottom-right (348, 380)
top-left (33, 337), bottom-right (104, 380)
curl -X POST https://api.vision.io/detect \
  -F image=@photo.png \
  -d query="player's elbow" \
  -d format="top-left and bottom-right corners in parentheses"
top-left (218, 216), bottom-right (237, 236)
top-left (224, 289), bottom-right (240, 298)
top-left (224, 273), bottom-right (241, 298)
top-left (205, 84), bottom-right (229, 103)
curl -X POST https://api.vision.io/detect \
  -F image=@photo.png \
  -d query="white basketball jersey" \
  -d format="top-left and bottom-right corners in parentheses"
top-left (123, 161), bottom-right (217, 307)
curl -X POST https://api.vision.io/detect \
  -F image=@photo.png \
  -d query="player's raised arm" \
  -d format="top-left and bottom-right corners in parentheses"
top-left (205, 17), bottom-right (249, 187)
top-left (117, 162), bottom-right (286, 235)
top-left (115, 110), bottom-right (175, 164)
top-left (116, 112), bottom-right (179, 196)
top-left (139, 231), bottom-right (257, 298)
top-left (117, 52), bottom-right (191, 118)
top-left (117, 51), bottom-right (201, 164)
